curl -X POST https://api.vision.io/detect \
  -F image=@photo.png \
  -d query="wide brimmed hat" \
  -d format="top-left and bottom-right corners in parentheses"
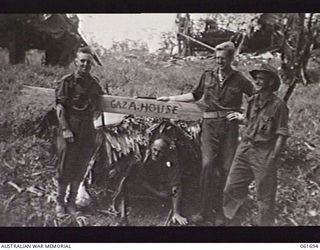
top-left (249, 64), bottom-right (281, 92)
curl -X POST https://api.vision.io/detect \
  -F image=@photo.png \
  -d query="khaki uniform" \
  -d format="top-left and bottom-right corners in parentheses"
top-left (140, 149), bottom-right (182, 193)
top-left (192, 68), bottom-right (253, 217)
top-left (223, 93), bottom-right (289, 225)
top-left (55, 72), bottom-right (104, 204)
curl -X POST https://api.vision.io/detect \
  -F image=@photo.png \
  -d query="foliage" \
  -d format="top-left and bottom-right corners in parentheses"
top-left (277, 83), bottom-right (320, 225)
top-left (1, 37), bottom-right (320, 226)
top-left (91, 43), bottom-right (208, 97)
top-left (204, 13), bottom-right (261, 33)
top-left (192, 13), bottom-right (320, 102)
top-left (0, 64), bottom-right (68, 136)
top-left (157, 32), bottom-right (178, 59)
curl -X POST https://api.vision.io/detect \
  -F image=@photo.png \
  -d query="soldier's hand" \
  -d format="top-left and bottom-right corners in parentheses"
top-left (172, 213), bottom-right (188, 226)
top-left (63, 129), bottom-right (74, 143)
top-left (227, 112), bottom-right (244, 121)
top-left (157, 96), bottom-right (171, 102)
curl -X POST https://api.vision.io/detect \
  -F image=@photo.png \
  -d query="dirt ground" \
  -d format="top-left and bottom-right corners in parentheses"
top-left (79, 169), bottom-right (201, 227)
top-left (83, 193), bottom-right (196, 227)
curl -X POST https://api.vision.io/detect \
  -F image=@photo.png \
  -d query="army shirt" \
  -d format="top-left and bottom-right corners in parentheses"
top-left (192, 68), bottom-right (253, 112)
top-left (243, 93), bottom-right (289, 143)
top-left (141, 149), bottom-right (182, 190)
top-left (55, 72), bottom-right (104, 119)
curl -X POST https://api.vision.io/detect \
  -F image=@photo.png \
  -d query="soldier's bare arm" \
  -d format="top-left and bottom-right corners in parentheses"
top-left (157, 93), bottom-right (195, 102)
top-left (171, 185), bottom-right (188, 225)
top-left (141, 180), bottom-right (168, 198)
top-left (271, 135), bottom-right (287, 159)
top-left (56, 104), bottom-right (74, 142)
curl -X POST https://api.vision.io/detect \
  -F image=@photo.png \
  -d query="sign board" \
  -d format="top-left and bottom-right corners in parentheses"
top-left (21, 85), bottom-right (203, 121)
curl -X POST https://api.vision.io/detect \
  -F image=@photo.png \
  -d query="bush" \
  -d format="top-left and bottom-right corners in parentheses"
top-left (1, 46), bottom-right (320, 226)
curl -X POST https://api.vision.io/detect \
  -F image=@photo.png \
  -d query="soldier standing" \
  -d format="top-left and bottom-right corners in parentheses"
top-left (223, 64), bottom-right (289, 226)
top-left (158, 41), bottom-right (254, 225)
top-left (55, 46), bottom-right (104, 215)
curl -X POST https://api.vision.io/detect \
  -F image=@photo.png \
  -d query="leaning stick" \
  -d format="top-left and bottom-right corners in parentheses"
top-left (177, 32), bottom-right (216, 52)
top-left (164, 209), bottom-right (173, 226)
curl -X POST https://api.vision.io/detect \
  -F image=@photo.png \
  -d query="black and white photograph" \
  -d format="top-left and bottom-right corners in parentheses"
top-left (0, 13), bottom-right (319, 232)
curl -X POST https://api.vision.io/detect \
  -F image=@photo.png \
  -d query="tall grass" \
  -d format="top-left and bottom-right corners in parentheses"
top-left (1, 48), bottom-right (320, 225)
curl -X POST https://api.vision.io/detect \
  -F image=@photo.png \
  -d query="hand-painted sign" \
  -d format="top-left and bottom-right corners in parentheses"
top-left (99, 95), bottom-right (202, 120)
top-left (21, 86), bottom-right (203, 121)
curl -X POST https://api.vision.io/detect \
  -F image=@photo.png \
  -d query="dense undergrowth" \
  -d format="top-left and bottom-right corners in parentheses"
top-left (0, 49), bottom-right (319, 226)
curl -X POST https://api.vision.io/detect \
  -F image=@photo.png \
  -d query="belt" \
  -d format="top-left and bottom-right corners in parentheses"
top-left (242, 137), bottom-right (275, 146)
top-left (203, 110), bottom-right (231, 119)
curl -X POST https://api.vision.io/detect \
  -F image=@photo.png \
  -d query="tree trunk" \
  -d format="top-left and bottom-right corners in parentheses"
top-left (281, 13), bottom-right (308, 102)
top-left (235, 33), bottom-right (246, 56)
top-left (8, 30), bottom-right (26, 64)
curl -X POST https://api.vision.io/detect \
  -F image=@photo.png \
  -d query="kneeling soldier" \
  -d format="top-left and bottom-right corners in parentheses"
top-left (140, 137), bottom-right (188, 226)
top-left (223, 64), bottom-right (289, 226)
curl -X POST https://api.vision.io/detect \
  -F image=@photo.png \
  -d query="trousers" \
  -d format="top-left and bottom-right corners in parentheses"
top-left (223, 140), bottom-right (277, 226)
top-left (199, 118), bottom-right (239, 217)
top-left (56, 115), bottom-right (97, 203)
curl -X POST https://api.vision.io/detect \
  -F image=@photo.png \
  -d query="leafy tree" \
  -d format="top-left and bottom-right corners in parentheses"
top-left (281, 13), bottom-right (320, 101)
top-left (195, 13), bottom-right (320, 102)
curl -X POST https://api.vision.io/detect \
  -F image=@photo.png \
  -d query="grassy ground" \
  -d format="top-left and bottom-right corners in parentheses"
top-left (0, 50), bottom-right (319, 226)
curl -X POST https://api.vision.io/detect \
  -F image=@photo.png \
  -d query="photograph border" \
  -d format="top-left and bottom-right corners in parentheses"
top-left (1, 0), bottom-right (320, 243)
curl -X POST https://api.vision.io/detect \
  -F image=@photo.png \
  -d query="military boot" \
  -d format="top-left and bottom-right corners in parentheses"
top-left (56, 183), bottom-right (68, 217)
top-left (66, 191), bottom-right (78, 214)
top-left (56, 199), bottom-right (66, 217)
top-left (67, 202), bottom-right (77, 214)
top-left (56, 192), bottom-right (66, 217)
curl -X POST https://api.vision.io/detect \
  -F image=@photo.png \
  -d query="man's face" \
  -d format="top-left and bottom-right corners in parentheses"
top-left (254, 72), bottom-right (273, 92)
top-left (215, 50), bottom-right (233, 70)
top-left (151, 139), bottom-right (168, 162)
top-left (75, 52), bottom-right (93, 75)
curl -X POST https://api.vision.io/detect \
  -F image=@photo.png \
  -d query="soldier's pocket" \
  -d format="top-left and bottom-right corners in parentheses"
top-left (259, 115), bottom-right (274, 134)
top-left (225, 87), bottom-right (241, 101)
top-left (228, 87), bottom-right (240, 94)
top-left (69, 117), bottom-right (81, 132)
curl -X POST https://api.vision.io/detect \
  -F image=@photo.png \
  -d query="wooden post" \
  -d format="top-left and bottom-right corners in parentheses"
top-left (120, 182), bottom-right (127, 219)
top-left (177, 32), bottom-right (216, 52)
